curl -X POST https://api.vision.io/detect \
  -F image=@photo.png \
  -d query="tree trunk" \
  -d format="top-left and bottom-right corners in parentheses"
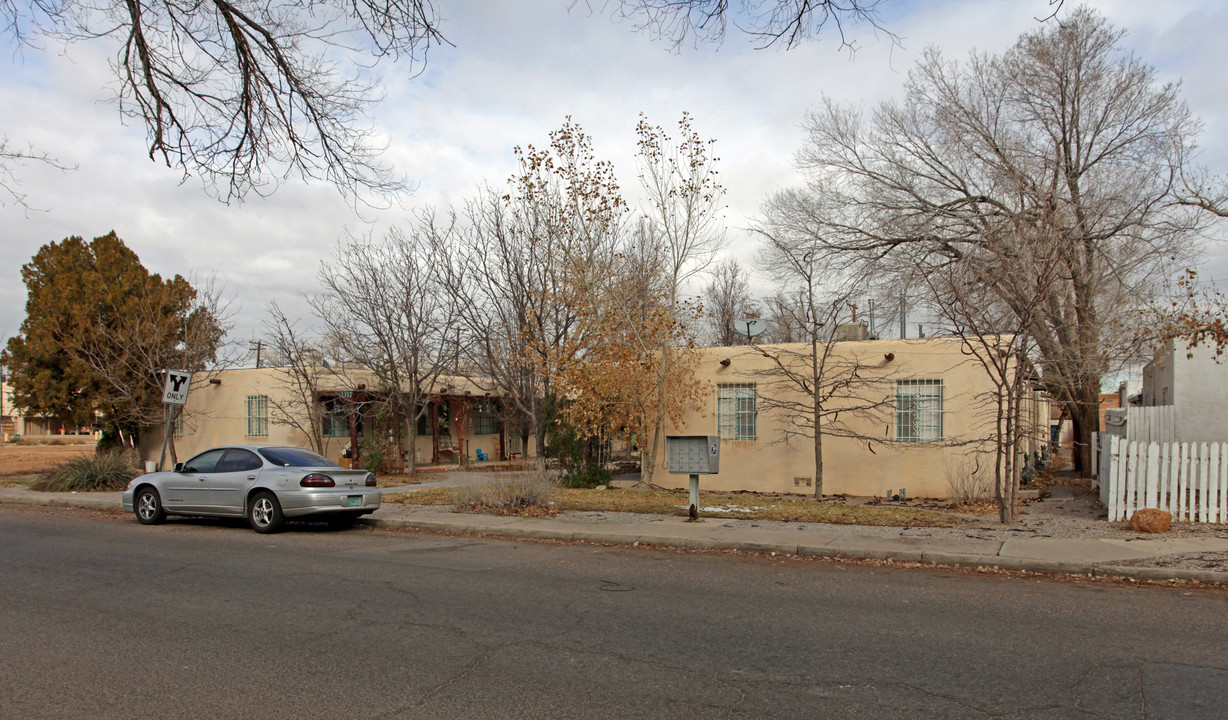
top-left (642, 422), bottom-right (661, 486)
top-left (405, 417), bottom-right (418, 475)
top-left (1068, 383), bottom-right (1100, 476)
top-left (811, 329), bottom-right (823, 499)
top-left (812, 393), bottom-right (824, 500)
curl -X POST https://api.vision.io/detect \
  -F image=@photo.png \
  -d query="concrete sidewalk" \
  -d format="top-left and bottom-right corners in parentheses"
top-left (4, 486), bottom-right (1227, 585)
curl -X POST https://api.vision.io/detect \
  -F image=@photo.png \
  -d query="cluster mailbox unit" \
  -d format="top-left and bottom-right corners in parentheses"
top-left (666, 435), bottom-right (720, 519)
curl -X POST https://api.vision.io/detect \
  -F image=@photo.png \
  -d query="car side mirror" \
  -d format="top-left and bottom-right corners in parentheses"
top-left (173, 462), bottom-right (185, 473)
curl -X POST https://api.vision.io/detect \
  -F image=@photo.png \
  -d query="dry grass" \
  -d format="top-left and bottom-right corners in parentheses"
top-left (0, 475), bottom-right (42, 488)
top-left (454, 470), bottom-right (556, 515)
top-left (0, 443), bottom-right (95, 476)
top-left (387, 483), bottom-right (959, 527)
top-left (384, 488), bottom-right (455, 505)
top-left (949, 499), bottom-right (999, 515)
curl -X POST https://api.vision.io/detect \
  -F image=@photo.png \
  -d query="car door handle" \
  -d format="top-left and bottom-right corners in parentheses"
top-left (199, 477), bottom-right (207, 482)
top-left (246, 475), bottom-right (256, 481)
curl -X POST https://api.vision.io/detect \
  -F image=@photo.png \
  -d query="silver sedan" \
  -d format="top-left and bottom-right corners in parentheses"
top-left (122, 445), bottom-right (381, 533)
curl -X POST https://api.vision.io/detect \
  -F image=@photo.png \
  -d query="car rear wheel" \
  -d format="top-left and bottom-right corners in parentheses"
top-left (135, 487), bottom-right (166, 525)
top-left (248, 492), bottom-right (285, 534)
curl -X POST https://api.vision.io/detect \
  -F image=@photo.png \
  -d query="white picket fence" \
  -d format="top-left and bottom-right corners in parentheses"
top-left (1096, 434), bottom-right (1228, 523)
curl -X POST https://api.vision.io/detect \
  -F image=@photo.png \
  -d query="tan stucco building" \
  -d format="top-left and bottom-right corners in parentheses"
top-left (139, 367), bottom-right (528, 471)
top-left (651, 336), bottom-right (1049, 499)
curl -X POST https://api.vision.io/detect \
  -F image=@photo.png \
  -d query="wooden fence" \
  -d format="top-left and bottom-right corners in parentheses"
top-left (1100, 406), bottom-right (1178, 443)
top-left (1096, 433), bottom-right (1228, 523)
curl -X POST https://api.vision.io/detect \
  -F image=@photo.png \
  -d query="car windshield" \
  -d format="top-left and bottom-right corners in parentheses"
top-left (257, 447), bottom-right (340, 468)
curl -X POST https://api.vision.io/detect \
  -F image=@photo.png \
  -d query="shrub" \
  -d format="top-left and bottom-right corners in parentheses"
top-left (36, 450), bottom-right (140, 492)
top-left (559, 461), bottom-right (611, 489)
top-left (945, 456), bottom-right (992, 505)
top-left (455, 467), bottom-right (556, 515)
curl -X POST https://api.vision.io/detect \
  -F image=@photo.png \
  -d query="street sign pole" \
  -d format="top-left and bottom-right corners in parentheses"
top-left (158, 405), bottom-right (175, 472)
top-left (157, 370), bottom-right (193, 471)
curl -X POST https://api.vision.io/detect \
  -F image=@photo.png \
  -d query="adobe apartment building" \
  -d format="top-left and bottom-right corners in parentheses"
top-left (138, 367), bottom-right (526, 471)
top-left (651, 336), bottom-right (1050, 499)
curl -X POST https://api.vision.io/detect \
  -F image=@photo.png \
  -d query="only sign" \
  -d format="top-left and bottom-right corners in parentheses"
top-left (162, 370), bottom-right (193, 405)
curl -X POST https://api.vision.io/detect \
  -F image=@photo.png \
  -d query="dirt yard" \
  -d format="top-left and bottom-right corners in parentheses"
top-left (0, 443), bottom-right (95, 476)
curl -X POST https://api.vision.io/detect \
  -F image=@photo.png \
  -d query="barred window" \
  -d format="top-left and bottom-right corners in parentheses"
top-left (473, 400), bottom-right (500, 435)
top-left (246, 395), bottom-right (268, 437)
top-left (172, 408), bottom-right (184, 438)
top-left (896, 380), bottom-right (943, 442)
top-left (717, 383), bottom-right (757, 441)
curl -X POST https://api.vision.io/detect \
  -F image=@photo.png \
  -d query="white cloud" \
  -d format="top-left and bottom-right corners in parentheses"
top-left (1, 0), bottom-right (1225, 346)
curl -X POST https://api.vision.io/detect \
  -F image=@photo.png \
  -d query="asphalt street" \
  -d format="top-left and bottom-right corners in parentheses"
top-left (2, 505), bottom-right (1226, 719)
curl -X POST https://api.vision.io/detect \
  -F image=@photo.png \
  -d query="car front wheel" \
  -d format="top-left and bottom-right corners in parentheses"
top-left (134, 487), bottom-right (166, 525)
top-left (248, 492), bottom-right (285, 534)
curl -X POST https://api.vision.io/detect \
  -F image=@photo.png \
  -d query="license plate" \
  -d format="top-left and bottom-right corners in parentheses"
top-left (344, 495), bottom-right (362, 507)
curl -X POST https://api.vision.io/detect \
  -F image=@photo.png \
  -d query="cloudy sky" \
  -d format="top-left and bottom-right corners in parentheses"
top-left (2, 0), bottom-right (1226, 357)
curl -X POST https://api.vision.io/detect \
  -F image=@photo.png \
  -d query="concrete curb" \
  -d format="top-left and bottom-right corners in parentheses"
top-left (361, 517), bottom-right (1225, 585)
top-left (1092, 564), bottom-right (1228, 585)
top-left (4, 492), bottom-right (1225, 586)
top-left (2, 493), bottom-right (121, 510)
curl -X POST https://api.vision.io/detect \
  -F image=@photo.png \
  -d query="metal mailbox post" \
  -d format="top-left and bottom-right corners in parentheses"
top-left (666, 435), bottom-right (720, 520)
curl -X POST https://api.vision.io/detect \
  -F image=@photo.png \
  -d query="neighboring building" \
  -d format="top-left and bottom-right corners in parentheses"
top-left (138, 367), bottom-right (531, 471)
top-left (651, 336), bottom-right (1049, 499)
top-left (1139, 339), bottom-right (1228, 443)
top-left (0, 381), bottom-right (100, 442)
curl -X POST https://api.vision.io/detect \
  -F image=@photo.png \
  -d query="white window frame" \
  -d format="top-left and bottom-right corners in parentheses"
top-left (717, 383), bottom-right (757, 441)
top-left (896, 379), bottom-right (943, 442)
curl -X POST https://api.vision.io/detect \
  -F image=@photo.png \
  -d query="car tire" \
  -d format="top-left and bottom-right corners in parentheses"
top-left (248, 491), bottom-right (285, 534)
top-left (134, 487), bottom-right (166, 525)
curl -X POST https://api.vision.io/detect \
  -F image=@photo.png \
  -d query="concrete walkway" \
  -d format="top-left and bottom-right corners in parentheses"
top-left (4, 485), bottom-right (1227, 585)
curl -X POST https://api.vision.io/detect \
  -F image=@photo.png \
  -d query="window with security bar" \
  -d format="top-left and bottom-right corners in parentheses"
top-left (896, 379), bottom-right (943, 442)
top-left (717, 383), bottom-right (757, 441)
top-left (473, 400), bottom-right (501, 435)
top-left (246, 395), bottom-right (268, 437)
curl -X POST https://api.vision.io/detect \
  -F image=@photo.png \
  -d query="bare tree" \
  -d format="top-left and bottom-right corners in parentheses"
top-left (312, 223), bottom-right (458, 473)
top-left (703, 258), bottom-right (758, 346)
top-left (772, 8), bottom-right (1221, 475)
top-left (753, 213), bottom-right (892, 498)
top-left (911, 234), bottom-right (1059, 523)
top-left (3, 0), bottom-right (445, 202)
top-left (604, 0), bottom-right (897, 51)
top-left (431, 191), bottom-right (552, 459)
top-left (261, 301), bottom-right (333, 456)
top-left (0, 138), bottom-right (74, 210)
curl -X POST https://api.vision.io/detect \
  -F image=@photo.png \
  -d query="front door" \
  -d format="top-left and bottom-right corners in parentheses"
top-left (203, 448), bottom-right (262, 514)
top-left (165, 448), bottom-right (226, 511)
